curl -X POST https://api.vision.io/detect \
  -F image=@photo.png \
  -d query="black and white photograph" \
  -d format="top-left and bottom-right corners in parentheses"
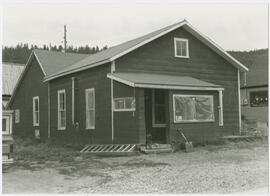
top-left (1, 1), bottom-right (269, 194)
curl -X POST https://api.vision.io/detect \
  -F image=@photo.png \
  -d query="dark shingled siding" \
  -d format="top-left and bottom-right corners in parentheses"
top-left (10, 57), bottom-right (48, 140)
top-left (114, 27), bottom-right (239, 143)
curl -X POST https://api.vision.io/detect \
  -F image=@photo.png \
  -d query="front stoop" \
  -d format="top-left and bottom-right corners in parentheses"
top-left (139, 144), bottom-right (173, 154)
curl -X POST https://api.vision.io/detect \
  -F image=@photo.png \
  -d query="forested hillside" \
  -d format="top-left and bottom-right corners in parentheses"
top-left (2, 43), bottom-right (108, 64)
top-left (2, 43), bottom-right (268, 67)
top-left (228, 49), bottom-right (268, 68)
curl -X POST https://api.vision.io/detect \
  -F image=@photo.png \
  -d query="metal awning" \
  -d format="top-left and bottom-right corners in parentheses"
top-left (107, 72), bottom-right (224, 91)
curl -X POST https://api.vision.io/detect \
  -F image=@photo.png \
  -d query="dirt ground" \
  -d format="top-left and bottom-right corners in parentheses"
top-left (2, 139), bottom-right (269, 194)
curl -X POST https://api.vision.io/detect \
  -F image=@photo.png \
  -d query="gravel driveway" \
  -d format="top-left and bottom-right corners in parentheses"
top-left (2, 139), bottom-right (268, 194)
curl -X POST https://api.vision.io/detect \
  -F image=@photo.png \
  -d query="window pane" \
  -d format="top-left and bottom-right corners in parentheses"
top-left (195, 97), bottom-right (213, 120)
top-left (174, 96), bottom-right (195, 121)
top-left (114, 99), bottom-right (125, 109)
top-left (35, 111), bottom-right (39, 124)
top-left (89, 110), bottom-right (95, 127)
top-left (125, 98), bottom-right (135, 109)
top-left (87, 91), bottom-right (94, 109)
top-left (181, 41), bottom-right (187, 56)
top-left (2, 119), bottom-right (6, 132)
top-left (35, 99), bottom-right (39, 111)
top-left (60, 111), bottom-right (65, 127)
top-left (176, 41), bottom-right (182, 56)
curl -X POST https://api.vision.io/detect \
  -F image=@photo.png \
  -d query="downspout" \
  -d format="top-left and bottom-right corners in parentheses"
top-left (47, 82), bottom-right (50, 138)
top-left (111, 61), bottom-right (115, 143)
top-left (238, 70), bottom-right (242, 135)
top-left (72, 77), bottom-right (75, 125)
top-left (218, 90), bottom-right (223, 126)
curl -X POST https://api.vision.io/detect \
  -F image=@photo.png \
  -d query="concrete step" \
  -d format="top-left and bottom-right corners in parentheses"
top-left (140, 146), bottom-right (173, 154)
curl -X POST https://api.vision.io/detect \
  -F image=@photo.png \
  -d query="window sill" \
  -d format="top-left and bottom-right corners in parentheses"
top-left (33, 124), bottom-right (39, 127)
top-left (114, 109), bottom-right (136, 112)
top-left (175, 55), bottom-right (190, 59)
top-left (86, 127), bottom-right (95, 130)
top-left (57, 127), bottom-right (66, 130)
top-left (174, 120), bottom-right (215, 124)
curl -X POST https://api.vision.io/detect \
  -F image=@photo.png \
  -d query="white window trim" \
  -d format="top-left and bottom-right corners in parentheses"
top-left (173, 94), bottom-right (215, 123)
top-left (57, 89), bottom-right (66, 130)
top-left (2, 116), bottom-right (10, 135)
top-left (218, 90), bottom-right (224, 126)
top-left (85, 88), bottom-right (95, 130)
top-left (113, 97), bottom-right (136, 112)
top-left (152, 90), bottom-right (166, 128)
top-left (174, 37), bottom-right (189, 58)
top-left (33, 96), bottom-right (39, 126)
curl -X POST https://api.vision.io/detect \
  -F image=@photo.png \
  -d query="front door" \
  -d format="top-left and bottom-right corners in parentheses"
top-left (144, 89), bottom-right (167, 143)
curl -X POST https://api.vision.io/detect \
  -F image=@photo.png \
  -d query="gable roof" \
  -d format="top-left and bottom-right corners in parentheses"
top-left (2, 62), bottom-right (25, 96)
top-left (7, 50), bottom-right (88, 108)
top-left (34, 49), bottom-right (89, 76)
top-left (44, 19), bottom-right (248, 81)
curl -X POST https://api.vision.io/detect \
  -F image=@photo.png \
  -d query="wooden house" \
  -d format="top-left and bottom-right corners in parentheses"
top-left (8, 20), bottom-right (248, 147)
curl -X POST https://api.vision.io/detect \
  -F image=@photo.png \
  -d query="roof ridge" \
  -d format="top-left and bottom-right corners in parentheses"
top-left (33, 48), bottom-right (90, 56)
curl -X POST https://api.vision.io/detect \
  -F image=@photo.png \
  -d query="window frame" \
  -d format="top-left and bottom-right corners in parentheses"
top-left (57, 89), bottom-right (66, 130)
top-left (32, 96), bottom-right (39, 126)
top-left (85, 88), bottom-right (95, 130)
top-left (173, 94), bottom-right (215, 123)
top-left (113, 97), bottom-right (136, 112)
top-left (15, 109), bottom-right (20, 123)
top-left (2, 116), bottom-right (10, 135)
top-left (249, 90), bottom-right (268, 107)
top-left (174, 37), bottom-right (189, 58)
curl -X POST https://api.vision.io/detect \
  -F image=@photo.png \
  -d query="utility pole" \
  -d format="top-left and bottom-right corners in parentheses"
top-left (63, 25), bottom-right (67, 53)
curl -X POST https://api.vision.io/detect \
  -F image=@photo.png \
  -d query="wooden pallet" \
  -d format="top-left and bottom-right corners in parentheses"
top-left (80, 144), bottom-right (138, 156)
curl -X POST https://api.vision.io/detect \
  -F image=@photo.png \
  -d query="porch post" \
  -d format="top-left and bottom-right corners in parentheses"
top-left (111, 61), bottom-right (115, 143)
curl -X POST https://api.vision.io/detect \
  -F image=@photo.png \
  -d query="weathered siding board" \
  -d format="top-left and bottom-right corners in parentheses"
top-left (115, 27), bottom-right (239, 136)
top-left (113, 81), bottom-right (138, 144)
top-left (49, 64), bottom-right (112, 145)
top-left (10, 57), bottom-right (48, 140)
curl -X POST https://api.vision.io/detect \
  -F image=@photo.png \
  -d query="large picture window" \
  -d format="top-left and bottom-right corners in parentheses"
top-left (33, 96), bottom-right (39, 126)
top-left (85, 88), bottom-right (95, 129)
top-left (57, 89), bottom-right (66, 130)
top-left (173, 95), bottom-right (214, 123)
top-left (114, 97), bottom-right (135, 111)
top-left (250, 91), bottom-right (268, 107)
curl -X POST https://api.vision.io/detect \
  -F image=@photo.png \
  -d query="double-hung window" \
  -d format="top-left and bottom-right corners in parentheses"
top-left (57, 89), bottom-right (66, 130)
top-left (33, 96), bottom-right (39, 126)
top-left (173, 95), bottom-right (214, 123)
top-left (85, 88), bottom-right (95, 129)
top-left (174, 38), bottom-right (189, 58)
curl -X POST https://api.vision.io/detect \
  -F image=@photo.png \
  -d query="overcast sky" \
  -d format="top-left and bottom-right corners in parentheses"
top-left (2, 3), bottom-right (268, 51)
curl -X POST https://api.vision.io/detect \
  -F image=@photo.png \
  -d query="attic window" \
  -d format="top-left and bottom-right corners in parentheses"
top-left (174, 38), bottom-right (189, 58)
